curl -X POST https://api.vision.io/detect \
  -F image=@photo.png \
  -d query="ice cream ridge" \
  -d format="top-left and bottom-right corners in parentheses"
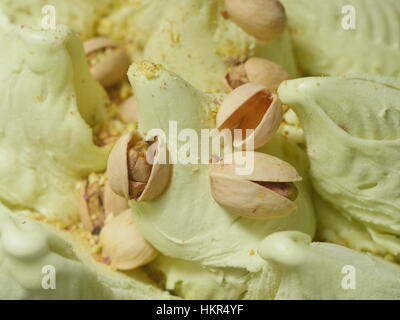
top-left (0, 0), bottom-right (400, 300)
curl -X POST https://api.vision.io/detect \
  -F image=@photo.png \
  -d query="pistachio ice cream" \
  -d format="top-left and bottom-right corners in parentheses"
top-left (0, 0), bottom-right (400, 301)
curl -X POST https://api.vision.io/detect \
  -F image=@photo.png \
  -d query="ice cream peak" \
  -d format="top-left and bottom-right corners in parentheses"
top-left (278, 74), bottom-right (400, 256)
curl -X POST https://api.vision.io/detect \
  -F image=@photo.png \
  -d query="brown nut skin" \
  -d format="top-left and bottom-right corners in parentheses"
top-left (216, 82), bottom-right (283, 150)
top-left (210, 151), bottom-right (301, 219)
top-left (226, 57), bottom-right (290, 93)
top-left (78, 180), bottom-right (105, 234)
top-left (107, 132), bottom-right (171, 202)
top-left (225, 0), bottom-right (287, 41)
top-left (83, 37), bottom-right (131, 88)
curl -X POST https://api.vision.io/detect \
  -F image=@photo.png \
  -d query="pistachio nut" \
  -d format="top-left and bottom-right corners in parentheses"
top-left (99, 210), bottom-right (158, 270)
top-left (78, 179), bottom-right (105, 234)
top-left (210, 151), bottom-right (301, 219)
top-left (83, 37), bottom-right (131, 87)
top-left (107, 132), bottom-right (171, 201)
top-left (103, 180), bottom-right (129, 217)
top-left (118, 96), bottom-right (139, 123)
top-left (225, 0), bottom-right (287, 41)
top-left (226, 57), bottom-right (290, 93)
top-left (216, 82), bottom-right (282, 150)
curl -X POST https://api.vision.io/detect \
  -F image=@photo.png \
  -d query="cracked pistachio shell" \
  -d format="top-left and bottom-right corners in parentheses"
top-left (226, 57), bottom-right (290, 93)
top-left (119, 96), bottom-right (139, 123)
top-left (103, 180), bottom-right (128, 217)
top-left (83, 37), bottom-right (131, 87)
top-left (225, 0), bottom-right (287, 41)
top-left (210, 151), bottom-right (301, 219)
top-left (216, 82), bottom-right (283, 150)
top-left (107, 132), bottom-right (171, 201)
top-left (99, 210), bottom-right (158, 270)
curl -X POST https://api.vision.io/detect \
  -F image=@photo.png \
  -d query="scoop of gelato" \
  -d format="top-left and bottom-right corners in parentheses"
top-left (260, 231), bottom-right (400, 299)
top-left (0, 0), bottom-right (116, 39)
top-left (279, 74), bottom-right (400, 257)
top-left (281, 0), bottom-right (400, 77)
top-left (0, 23), bottom-right (111, 223)
top-left (101, 0), bottom-right (299, 92)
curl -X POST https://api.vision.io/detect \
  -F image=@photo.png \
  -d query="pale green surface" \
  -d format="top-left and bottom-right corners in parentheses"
top-left (0, 202), bottom-right (177, 300)
top-left (127, 62), bottom-right (315, 299)
top-left (279, 74), bottom-right (400, 256)
top-left (281, 0), bottom-right (400, 77)
top-left (104, 0), bottom-right (299, 92)
top-left (0, 23), bottom-right (110, 223)
top-left (260, 231), bottom-right (400, 299)
top-left (0, 0), bottom-right (116, 39)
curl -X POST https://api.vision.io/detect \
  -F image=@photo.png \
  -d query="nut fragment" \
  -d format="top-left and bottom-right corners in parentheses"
top-left (99, 210), bottom-right (158, 270)
top-left (78, 179), bottom-right (105, 234)
top-left (83, 37), bottom-right (131, 87)
top-left (216, 82), bottom-right (282, 150)
top-left (210, 151), bottom-right (301, 219)
top-left (226, 57), bottom-right (290, 93)
top-left (225, 0), bottom-right (287, 41)
top-left (107, 132), bottom-right (171, 201)
top-left (119, 96), bottom-right (139, 123)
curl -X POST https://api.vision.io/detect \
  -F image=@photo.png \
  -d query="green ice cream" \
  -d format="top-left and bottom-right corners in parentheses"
top-left (281, 0), bottom-right (400, 77)
top-left (279, 74), bottom-right (400, 257)
top-left (126, 61), bottom-right (315, 299)
top-left (260, 231), bottom-right (400, 299)
top-left (0, 0), bottom-right (116, 39)
top-left (0, 23), bottom-right (110, 223)
top-left (102, 0), bottom-right (299, 92)
top-left (0, 202), bottom-right (176, 299)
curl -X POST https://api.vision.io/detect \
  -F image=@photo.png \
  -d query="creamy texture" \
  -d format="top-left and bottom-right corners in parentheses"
top-left (260, 231), bottom-right (400, 299)
top-left (281, 0), bottom-right (400, 78)
top-left (0, 0), bottom-right (116, 39)
top-left (279, 74), bottom-right (400, 256)
top-left (0, 23), bottom-right (111, 223)
top-left (126, 62), bottom-right (315, 298)
top-left (101, 0), bottom-right (299, 92)
top-left (0, 202), bottom-right (176, 299)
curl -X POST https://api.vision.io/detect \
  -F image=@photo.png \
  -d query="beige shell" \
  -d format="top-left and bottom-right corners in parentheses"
top-left (83, 37), bottom-right (131, 87)
top-left (119, 96), bottom-right (139, 123)
top-left (225, 0), bottom-right (287, 41)
top-left (216, 82), bottom-right (282, 150)
top-left (107, 132), bottom-right (171, 201)
top-left (103, 180), bottom-right (129, 217)
top-left (210, 151), bottom-right (301, 219)
top-left (78, 180), bottom-right (105, 233)
top-left (99, 210), bottom-right (158, 270)
top-left (226, 57), bottom-right (290, 93)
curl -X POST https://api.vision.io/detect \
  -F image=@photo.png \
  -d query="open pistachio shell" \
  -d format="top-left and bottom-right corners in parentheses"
top-left (225, 0), bottom-right (287, 41)
top-left (107, 132), bottom-right (171, 202)
top-left (210, 151), bottom-right (301, 219)
top-left (83, 37), bottom-right (131, 87)
top-left (216, 82), bottom-right (283, 150)
top-left (99, 210), bottom-right (158, 270)
top-left (103, 180), bottom-right (128, 217)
